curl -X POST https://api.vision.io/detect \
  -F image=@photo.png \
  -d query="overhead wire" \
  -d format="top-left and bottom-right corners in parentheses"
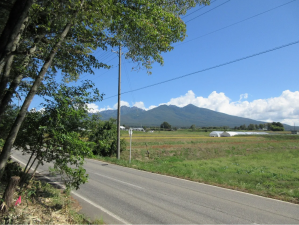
top-left (177, 0), bottom-right (296, 46)
top-left (182, 0), bottom-right (218, 19)
top-left (102, 40), bottom-right (299, 101)
top-left (185, 0), bottom-right (231, 23)
top-left (123, 58), bottom-right (136, 105)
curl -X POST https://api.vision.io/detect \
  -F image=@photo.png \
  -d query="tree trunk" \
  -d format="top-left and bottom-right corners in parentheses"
top-left (1, 176), bottom-right (20, 211)
top-left (0, 0), bottom-right (33, 73)
top-left (0, 23), bottom-right (72, 180)
top-left (0, 54), bottom-right (14, 101)
top-left (0, 42), bottom-right (38, 119)
top-left (0, 73), bottom-right (22, 119)
top-left (29, 160), bottom-right (41, 181)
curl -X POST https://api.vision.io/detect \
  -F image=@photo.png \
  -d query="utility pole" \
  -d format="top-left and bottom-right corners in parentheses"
top-left (117, 45), bottom-right (121, 160)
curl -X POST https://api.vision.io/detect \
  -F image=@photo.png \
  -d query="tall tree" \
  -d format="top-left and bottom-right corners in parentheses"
top-left (0, 0), bottom-right (210, 178)
top-left (161, 121), bottom-right (171, 129)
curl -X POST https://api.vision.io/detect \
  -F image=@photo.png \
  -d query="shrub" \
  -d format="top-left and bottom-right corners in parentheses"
top-left (89, 119), bottom-right (127, 157)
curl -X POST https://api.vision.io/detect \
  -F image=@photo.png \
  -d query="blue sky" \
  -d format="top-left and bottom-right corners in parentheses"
top-left (31, 0), bottom-right (299, 125)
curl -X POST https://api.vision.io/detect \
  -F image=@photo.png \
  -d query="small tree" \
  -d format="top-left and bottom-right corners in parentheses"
top-left (160, 122), bottom-right (171, 130)
top-left (240, 124), bottom-right (247, 130)
top-left (14, 80), bottom-right (100, 190)
top-left (190, 124), bottom-right (196, 130)
top-left (248, 124), bottom-right (255, 130)
top-left (259, 124), bottom-right (265, 129)
top-left (88, 118), bottom-right (126, 157)
top-left (268, 122), bottom-right (284, 131)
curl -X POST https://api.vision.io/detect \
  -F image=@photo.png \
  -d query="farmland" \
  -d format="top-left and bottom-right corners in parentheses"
top-left (95, 130), bottom-right (299, 203)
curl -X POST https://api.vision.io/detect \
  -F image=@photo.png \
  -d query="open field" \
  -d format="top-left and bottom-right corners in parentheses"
top-left (96, 130), bottom-right (299, 203)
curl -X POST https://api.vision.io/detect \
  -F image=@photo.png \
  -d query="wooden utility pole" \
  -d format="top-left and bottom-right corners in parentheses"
top-left (117, 45), bottom-right (121, 160)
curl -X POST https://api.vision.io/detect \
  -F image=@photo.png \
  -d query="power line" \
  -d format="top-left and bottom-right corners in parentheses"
top-left (123, 58), bottom-right (136, 104)
top-left (177, 0), bottom-right (296, 46)
top-left (81, 1), bottom-right (296, 81)
top-left (102, 40), bottom-right (299, 101)
top-left (182, 0), bottom-right (218, 19)
top-left (185, 0), bottom-right (231, 23)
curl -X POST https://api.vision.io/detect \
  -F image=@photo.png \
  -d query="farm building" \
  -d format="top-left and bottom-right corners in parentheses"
top-left (209, 131), bottom-right (269, 137)
top-left (220, 131), bottom-right (268, 137)
top-left (131, 128), bottom-right (145, 132)
top-left (209, 131), bottom-right (224, 137)
top-left (220, 131), bottom-right (240, 137)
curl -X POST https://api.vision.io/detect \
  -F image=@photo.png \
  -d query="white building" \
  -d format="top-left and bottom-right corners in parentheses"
top-left (209, 131), bottom-right (269, 137)
top-left (131, 128), bottom-right (145, 132)
top-left (209, 131), bottom-right (224, 137)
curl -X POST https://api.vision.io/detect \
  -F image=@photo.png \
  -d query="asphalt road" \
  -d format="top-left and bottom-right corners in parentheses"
top-left (12, 150), bottom-right (299, 224)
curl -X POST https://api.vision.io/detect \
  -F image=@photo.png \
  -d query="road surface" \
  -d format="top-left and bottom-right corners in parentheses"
top-left (12, 150), bottom-right (299, 224)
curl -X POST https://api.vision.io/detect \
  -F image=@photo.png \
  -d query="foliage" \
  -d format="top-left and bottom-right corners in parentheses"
top-left (247, 124), bottom-right (255, 130)
top-left (0, 160), bottom-right (22, 182)
top-left (0, 139), bottom-right (4, 149)
top-left (267, 122), bottom-right (284, 131)
top-left (160, 121), bottom-right (171, 129)
top-left (89, 118), bottom-right (127, 157)
top-left (14, 80), bottom-right (100, 190)
top-left (0, 104), bottom-right (19, 140)
top-left (190, 124), bottom-right (196, 130)
top-left (0, 0), bottom-right (209, 180)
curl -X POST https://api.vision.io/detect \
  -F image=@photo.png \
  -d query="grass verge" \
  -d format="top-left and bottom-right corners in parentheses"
top-left (94, 133), bottom-right (299, 204)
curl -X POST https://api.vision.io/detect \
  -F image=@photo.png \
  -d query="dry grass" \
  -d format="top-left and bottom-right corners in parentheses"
top-left (98, 131), bottom-right (299, 203)
top-left (0, 177), bottom-right (101, 224)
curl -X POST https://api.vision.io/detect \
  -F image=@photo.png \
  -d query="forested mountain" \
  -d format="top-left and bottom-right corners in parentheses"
top-left (94, 104), bottom-right (295, 130)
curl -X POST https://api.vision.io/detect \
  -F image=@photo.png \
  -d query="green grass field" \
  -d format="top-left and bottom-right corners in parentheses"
top-left (95, 130), bottom-right (299, 203)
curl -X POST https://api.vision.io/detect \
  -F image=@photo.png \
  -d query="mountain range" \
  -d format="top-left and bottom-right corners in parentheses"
top-left (94, 104), bottom-right (296, 130)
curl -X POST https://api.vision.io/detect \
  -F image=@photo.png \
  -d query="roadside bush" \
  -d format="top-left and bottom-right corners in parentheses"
top-left (89, 119), bottom-right (127, 157)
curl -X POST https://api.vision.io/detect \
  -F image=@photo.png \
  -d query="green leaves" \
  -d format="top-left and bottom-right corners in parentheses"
top-left (88, 118), bottom-right (127, 157)
top-left (14, 80), bottom-right (100, 190)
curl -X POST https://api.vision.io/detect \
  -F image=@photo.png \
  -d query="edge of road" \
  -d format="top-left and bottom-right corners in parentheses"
top-left (86, 157), bottom-right (299, 206)
top-left (11, 155), bottom-right (131, 225)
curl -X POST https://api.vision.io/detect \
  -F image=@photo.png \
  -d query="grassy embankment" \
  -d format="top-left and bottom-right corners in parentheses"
top-left (95, 130), bottom-right (299, 203)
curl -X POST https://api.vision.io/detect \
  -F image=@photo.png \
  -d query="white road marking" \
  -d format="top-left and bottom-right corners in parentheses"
top-left (11, 155), bottom-right (130, 225)
top-left (87, 158), bottom-right (299, 206)
top-left (94, 173), bottom-right (144, 189)
top-left (72, 192), bottom-right (131, 225)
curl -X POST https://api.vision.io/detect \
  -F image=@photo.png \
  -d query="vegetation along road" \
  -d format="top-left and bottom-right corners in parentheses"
top-left (12, 131), bottom-right (299, 224)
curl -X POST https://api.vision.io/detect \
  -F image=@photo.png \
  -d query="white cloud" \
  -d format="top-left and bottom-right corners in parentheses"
top-left (113, 100), bottom-right (130, 109)
top-left (87, 90), bottom-right (299, 126)
top-left (161, 90), bottom-right (299, 125)
top-left (133, 101), bottom-right (157, 111)
top-left (148, 105), bottom-right (157, 110)
top-left (87, 103), bottom-right (101, 113)
top-left (133, 101), bottom-right (146, 110)
top-left (239, 93), bottom-right (248, 101)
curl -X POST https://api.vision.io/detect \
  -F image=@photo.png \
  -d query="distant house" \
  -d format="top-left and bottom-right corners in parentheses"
top-left (120, 126), bottom-right (126, 130)
top-left (291, 130), bottom-right (299, 134)
top-left (131, 128), bottom-right (145, 132)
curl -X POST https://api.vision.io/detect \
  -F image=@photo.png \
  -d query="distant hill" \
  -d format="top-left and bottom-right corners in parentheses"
top-left (95, 104), bottom-right (296, 130)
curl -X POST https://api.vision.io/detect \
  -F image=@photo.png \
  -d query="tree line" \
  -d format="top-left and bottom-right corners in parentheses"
top-left (141, 122), bottom-right (284, 132)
